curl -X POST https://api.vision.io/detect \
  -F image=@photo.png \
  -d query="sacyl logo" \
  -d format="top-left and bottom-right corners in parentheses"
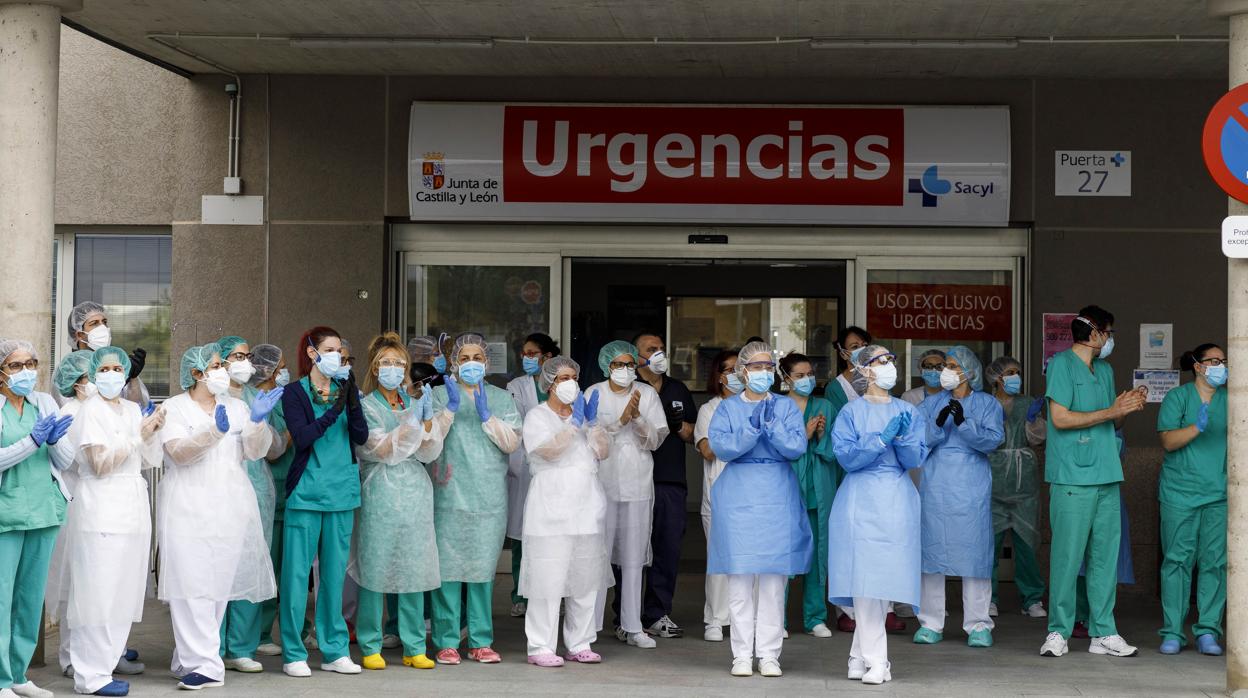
top-left (908, 165), bottom-right (995, 207)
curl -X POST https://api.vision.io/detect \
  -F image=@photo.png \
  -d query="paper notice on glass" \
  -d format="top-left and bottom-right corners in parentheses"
top-left (1138, 323), bottom-right (1173, 369)
top-left (486, 342), bottom-right (508, 374)
top-left (1042, 313), bottom-right (1077, 372)
top-left (1133, 369), bottom-right (1179, 403)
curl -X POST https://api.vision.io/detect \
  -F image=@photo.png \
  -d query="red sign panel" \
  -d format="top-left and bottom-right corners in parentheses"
top-left (502, 105), bottom-right (904, 206)
top-left (867, 283), bottom-right (1012, 341)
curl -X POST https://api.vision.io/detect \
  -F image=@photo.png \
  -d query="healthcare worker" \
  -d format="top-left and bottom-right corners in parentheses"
top-left (1040, 306), bottom-right (1145, 659)
top-left (277, 327), bottom-right (368, 677)
top-left (520, 357), bottom-right (614, 667)
top-left (708, 341), bottom-right (811, 678)
top-left (901, 349), bottom-right (947, 407)
top-left (160, 343), bottom-right (281, 689)
top-left (65, 347), bottom-right (164, 697)
top-left (350, 332), bottom-right (451, 671)
top-left (983, 356), bottom-right (1048, 618)
top-left (779, 351), bottom-right (837, 639)
top-left (407, 335), bottom-right (446, 389)
top-left (428, 333), bottom-right (522, 665)
top-left (1157, 343), bottom-right (1227, 656)
top-left (828, 345), bottom-right (925, 686)
top-left (586, 340), bottom-right (668, 650)
top-left (505, 333), bottom-right (560, 618)
top-left (694, 350), bottom-right (740, 643)
top-left (0, 339), bottom-right (74, 698)
top-left (913, 346), bottom-right (1004, 647)
top-left (65, 301), bottom-right (149, 407)
top-left (250, 344), bottom-right (295, 657)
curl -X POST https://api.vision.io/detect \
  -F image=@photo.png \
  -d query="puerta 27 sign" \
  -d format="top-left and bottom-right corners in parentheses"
top-left (867, 283), bottom-right (1012, 341)
top-left (409, 102), bottom-right (1010, 226)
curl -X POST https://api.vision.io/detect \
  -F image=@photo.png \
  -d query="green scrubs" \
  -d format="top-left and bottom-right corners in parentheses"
top-left (431, 581), bottom-right (494, 649)
top-left (822, 378), bottom-right (852, 489)
top-left (1156, 382), bottom-right (1227, 645)
top-left (989, 395), bottom-right (1046, 608)
top-left (358, 590), bottom-right (425, 657)
top-left (0, 400), bottom-right (67, 690)
top-left (279, 379), bottom-right (359, 664)
top-left (1044, 349), bottom-right (1123, 639)
top-left (787, 396), bottom-right (837, 631)
top-left (259, 399), bottom-right (295, 646)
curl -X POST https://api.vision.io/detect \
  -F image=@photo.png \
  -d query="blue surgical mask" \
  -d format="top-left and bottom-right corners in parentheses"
top-left (746, 370), bottom-right (773, 394)
top-left (792, 376), bottom-right (816, 397)
top-left (275, 369), bottom-right (291, 387)
top-left (1206, 364), bottom-right (1228, 388)
top-left (433, 355), bottom-right (447, 374)
top-left (378, 365), bottom-right (405, 391)
top-left (922, 369), bottom-right (942, 389)
top-left (95, 370), bottom-right (126, 400)
top-left (1098, 336), bottom-right (1115, 360)
top-left (5, 368), bottom-right (36, 397)
top-left (458, 361), bottom-right (486, 386)
top-left (850, 347), bottom-right (865, 365)
top-left (315, 349), bottom-right (343, 378)
top-left (522, 355), bottom-right (541, 376)
top-left (725, 373), bottom-right (745, 394)
top-left (1003, 375), bottom-right (1022, 395)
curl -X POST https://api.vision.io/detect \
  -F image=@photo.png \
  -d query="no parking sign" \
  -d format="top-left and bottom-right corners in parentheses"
top-left (1203, 83), bottom-right (1248, 204)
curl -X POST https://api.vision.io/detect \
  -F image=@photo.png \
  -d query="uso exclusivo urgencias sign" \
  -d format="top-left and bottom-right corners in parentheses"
top-left (408, 102), bottom-right (1010, 226)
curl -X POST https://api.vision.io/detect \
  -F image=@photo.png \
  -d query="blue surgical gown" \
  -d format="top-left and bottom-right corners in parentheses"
top-left (707, 393), bottom-right (812, 576)
top-left (917, 390), bottom-right (1004, 579)
top-left (828, 397), bottom-right (926, 608)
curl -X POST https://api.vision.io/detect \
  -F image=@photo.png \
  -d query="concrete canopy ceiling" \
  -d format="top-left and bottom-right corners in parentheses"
top-left (65, 0), bottom-right (1231, 79)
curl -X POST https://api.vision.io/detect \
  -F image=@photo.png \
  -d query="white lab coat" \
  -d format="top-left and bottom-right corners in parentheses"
top-left (505, 374), bottom-right (542, 539)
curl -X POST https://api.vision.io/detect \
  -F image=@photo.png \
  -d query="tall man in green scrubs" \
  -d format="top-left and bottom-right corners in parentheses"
top-left (1039, 306), bottom-right (1146, 658)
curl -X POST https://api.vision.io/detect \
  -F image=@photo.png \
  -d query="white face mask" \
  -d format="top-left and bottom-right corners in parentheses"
top-left (76, 381), bottom-right (98, 400)
top-left (84, 325), bottom-right (112, 351)
top-left (645, 350), bottom-right (668, 375)
top-left (872, 363), bottom-right (898, 391)
top-left (203, 367), bottom-right (231, 396)
top-left (554, 379), bottom-right (579, 405)
top-left (610, 366), bottom-right (636, 388)
top-left (939, 367), bottom-right (963, 391)
top-left (227, 360), bottom-right (256, 385)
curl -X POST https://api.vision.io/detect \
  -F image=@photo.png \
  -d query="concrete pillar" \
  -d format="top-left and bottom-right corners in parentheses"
top-left (0, 0), bottom-right (78, 385)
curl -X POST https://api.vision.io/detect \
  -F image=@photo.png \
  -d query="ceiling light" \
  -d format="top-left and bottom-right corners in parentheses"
top-left (288, 37), bottom-right (494, 49)
top-left (809, 38), bottom-right (1018, 50)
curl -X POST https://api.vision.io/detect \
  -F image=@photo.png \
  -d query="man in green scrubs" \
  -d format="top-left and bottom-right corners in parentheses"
top-left (1039, 306), bottom-right (1145, 659)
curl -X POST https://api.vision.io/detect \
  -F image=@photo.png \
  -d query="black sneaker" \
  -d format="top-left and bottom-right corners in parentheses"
top-left (177, 672), bottom-right (224, 690)
top-left (647, 615), bottom-right (684, 638)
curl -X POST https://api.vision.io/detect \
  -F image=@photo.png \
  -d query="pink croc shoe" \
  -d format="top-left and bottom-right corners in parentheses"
top-left (435, 648), bottom-right (461, 665)
top-left (467, 646), bottom-right (502, 664)
top-left (564, 649), bottom-right (602, 664)
top-left (526, 653), bottom-right (564, 668)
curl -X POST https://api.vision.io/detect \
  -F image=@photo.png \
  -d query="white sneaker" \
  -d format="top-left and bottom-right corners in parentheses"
top-left (283, 661), bottom-right (312, 677)
top-left (862, 661), bottom-right (892, 685)
top-left (807, 623), bottom-right (832, 638)
top-left (256, 642), bottom-right (282, 656)
top-left (1, 690), bottom-right (21, 698)
top-left (11, 682), bottom-right (53, 698)
top-left (381, 634), bottom-right (401, 649)
top-left (1040, 632), bottom-right (1068, 657)
top-left (224, 656), bottom-right (264, 673)
top-left (704, 625), bottom-right (724, 642)
top-left (758, 657), bottom-right (782, 677)
top-left (1089, 634), bottom-right (1139, 657)
top-left (847, 657), bottom-right (867, 680)
top-left (627, 631), bottom-right (657, 649)
top-left (782, 629), bottom-right (790, 639)
top-left (321, 656), bottom-right (363, 674)
top-left (614, 626), bottom-right (628, 642)
top-left (1022, 602), bottom-right (1048, 618)
top-left (894, 604), bottom-right (916, 618)
top-left (988, 602), bottom-right (999, 617)
top-left (731, 658), bottom-right (753, 677)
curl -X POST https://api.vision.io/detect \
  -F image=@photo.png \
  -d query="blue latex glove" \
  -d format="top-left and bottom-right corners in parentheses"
top-left (880, 414), bottom-right (904, 444)
top-left (584, 390), bottom-right (600, 425)
top-left (214, 404), bottom-right (230, 434)
top-left (47, 415), bottom-right (74, 445)
top-left (422, 391), bottom-right (436, 422)
top-left (445, 374), bottom-right (461, 413)
top-left (473, 386), bottom-right (491, 423)
top-left (763, 395), bottom-right (776, 424)
top-left (142, 402), bottom-right (157, 417)
top-left (29, 414), bottom-right (58, 447)
top-left (571, 394), bottom-right (586, 428)
top-left (250, 387), bottom-right (285, 423)
top-left (748, 400), bottom-right (765, 429)
top-left (897, 411), bottom-right (912, 436)
top-left (1196, 402), bottom-right (1211, 433)
top-left (1026, 397), bottom-right (1045, 423)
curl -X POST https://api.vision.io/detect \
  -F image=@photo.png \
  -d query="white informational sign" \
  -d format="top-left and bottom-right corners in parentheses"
top-left (409, 102), bottom-right (1010, 226)
top-left (1054, 150), bottom-right (1131, 197)
top-left (201, 195), bottom-right (263, 225)
top-left (1139, 323), bottom-right (1173, 369)
top-left (1223, 216), bottom-right (1248, 258)
top-left (1133, 369), bottom-right (1179, 403)
top-left (486, 342), bottom-right (508, 374)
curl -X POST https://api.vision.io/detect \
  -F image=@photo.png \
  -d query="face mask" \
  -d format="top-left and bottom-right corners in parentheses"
top-left (939, 367), bottom-right (963, 391)
top-left (76, 381), bottom-right (98, 400)
top-left (378, 365), bottom-right (405, 391)
top-left (554, 379), bottom-right (579, 405)
top-left (275, 369), bottom-right (291, 387)
top-left (522, 355), bottom-right (541, 376)
top-left (792, 376), bottom-right (816, 397)
top-left (1098, 336), bottom-right (1115, 359)
top-left (725, 373), bottom-right (745, 394)
top-left (872, 363), bottom-right (898, 391)
top-left (5, 368), bottom-right (36, 397)
top-left (203, 368), bottom-right (231, 396)
top-left (610, 366), bottom-right (636, 388)
top-left (1003, 375), bottom-right (1022, 395)
top-left (646, 351), bottom-right (668, 375)
top-left (1205, 364), bottom-right (1228, 388)
top-left (227, 360), bottom-right (256, 385)
top-left (96, 371), bottom-right (126, 400)
top-left (849, 347), bottom-right (865, 365)
top-left (922, 369), bottom-right (942, 389)
top-left (433, 355), bottom-right (448, 374)
top-left (83, 325), bottom-right (111, 351)
top-left (315, 349), bottom-right (343, 378)
top-left (458, 361), bottom-right (486, 386)
top-left (746, 370), bottom-right (773, 394)
top-left (850, 371), bottom-right (870, 396)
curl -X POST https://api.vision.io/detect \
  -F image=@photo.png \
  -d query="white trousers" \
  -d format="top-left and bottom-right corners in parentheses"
top-left (849, 597), bottom-right (888, 668)
top-left (58, 623), bottom-right (72, 673)
top-left (526, 592), bottom-right (597, 656)
top-left (169, 598), bottom-right (227, 681)
top-left (918, 574), bottom-right (994, 634)
top-left (594, 564), bottom-right (643, 634)
top-left (701, 513), bottom-right (730, 628)
top-left (71, 623), bottom-right (130, 693)
top-left (727, 574), bottom-right (785, 661)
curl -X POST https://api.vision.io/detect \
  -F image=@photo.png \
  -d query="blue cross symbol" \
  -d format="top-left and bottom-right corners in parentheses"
top-left (1111, 152), bottom-right (1125, 167)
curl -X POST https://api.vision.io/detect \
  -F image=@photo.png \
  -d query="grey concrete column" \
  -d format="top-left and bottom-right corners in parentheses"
top-left (0, 0), bottom-right (78, 383)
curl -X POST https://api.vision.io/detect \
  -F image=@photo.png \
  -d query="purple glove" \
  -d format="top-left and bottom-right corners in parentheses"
top-left (445, 374), bottom-right (461, 413)
top-left (571, 394), bottom-right (586, 428)
top-left (214, 404), bottom-right (230, 434)
top-left (29, 415), bottom-right (57, 447)
top-left (584, 390), bottom-right (600, 425)
top-left (47, 415), bottom-right (74, 445)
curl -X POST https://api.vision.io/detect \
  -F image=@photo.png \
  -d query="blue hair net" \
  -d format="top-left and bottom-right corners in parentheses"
top-left (598, 340), bottom-right (638, 375)
top-left (179, 343), bottom-right (221, 390)
top-left (89, 346), bottom-right (132, 380)
top-left (946, 345), bottom-right (984, 391)
top-left (54, 350), bottom-right (95, 397)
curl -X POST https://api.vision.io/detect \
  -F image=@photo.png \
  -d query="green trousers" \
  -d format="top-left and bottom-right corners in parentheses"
top-left (800, 508), bottom-right (829, 630)
top-left (991, 529), bottom-right (1046, 608)
top-left (509, 539), bottom-right (526, 606)
top-left (431, 580), bottom-right (494, 650)
top-left (358, 588), bottom-right (426, 656)
top-left (220, 599), bottom-right (262, 659)
top-left (279, 508), bottom-right (353, 663)
top-left (0, 526), bottom-right (58, 689)
top-left (1159, 501), bottom-right (1227, 644)
top-left (1048, 483), bottom-right (1120, 638)
top-left (258, 518), bottom-right (284, 645)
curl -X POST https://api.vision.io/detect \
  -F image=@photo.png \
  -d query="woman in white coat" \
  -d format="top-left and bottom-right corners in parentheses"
top-left (694, 349), bottom-right (741, 643)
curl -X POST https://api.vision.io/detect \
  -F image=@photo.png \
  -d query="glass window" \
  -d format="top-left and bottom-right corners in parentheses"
top-left (73, 235), bottom-right (173, 397)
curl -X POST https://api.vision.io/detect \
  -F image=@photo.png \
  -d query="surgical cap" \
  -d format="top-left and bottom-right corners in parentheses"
top-left (736, 340), bottom-right (775, 376)
top-left (53, 350), bottom-right (94, 397)
top-left (179, 343), bottom-right (221, 390)
top-left (854, 344), bottom-right (890, 369)
top-left (407, 335), bottom-right (437, 363)
top-left (918, 348), bottom-right (947, 364)
top-left (984, 356), bottom-right (1021, 390)
top-left (946, 345), bottom-right (984, 392)
top-left (451, 333), bottom-right (488, 368)
top-left (89, 346), bottom-right (132, 379)
top-left (539, 356), bottom-right (580, 392)
top-left (597, 340), bottom-right (638, 375)
top-left (67, 301), bottom-right (106, 340)
top-left (251, 344), bottom-right (283, 383)
top-left (216, 335), bottom-right (248, 361)
top-left (0, 339), bottom-right (37, 364)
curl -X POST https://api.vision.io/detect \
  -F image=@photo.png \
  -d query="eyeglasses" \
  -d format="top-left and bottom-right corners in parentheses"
top-left (2, 359), bottom-right (38, 373)
top-left (743, 361), bottom-right (776, 371)
top-left (866, 354), bottom-right (896, 366)
top-left (226, 351), bottom-right (254, 362)
top-left (1200, 357), bottom-right (1229, 367)
top-left (920, 362), bottom-right (944, 371)
top-left (609, 361), bottom-right (637, 370)
top-left (378, 358), bottom-right (407, 369)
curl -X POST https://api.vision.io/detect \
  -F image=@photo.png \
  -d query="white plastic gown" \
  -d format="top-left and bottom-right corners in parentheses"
top-left (694, 397), bottom-right (727, 519)
top-left (989, 395), bottom-right (1046, 550)
top-left (916, 390), bottom-right (1005, 579)
top-left (428, 382), bottom-right (522, 583)
top-left (63, 396), bottom-right (161, 628)
top-left (45, 398), bottom-right (86, 620)
top-left (158, 393), bottom-right (277, 602)
top-left (240, 385), bottom-right (285, 545)
top-left (827, 397), bottom-right (927, 608)
top-left (347, 391), bottom-right (450, 594)
top-left (505, 374), bottom-right (542, 539)
top-left (584, 380), bottom-right (668, 567)
top-left (518, 402), bottom-right (614, 600)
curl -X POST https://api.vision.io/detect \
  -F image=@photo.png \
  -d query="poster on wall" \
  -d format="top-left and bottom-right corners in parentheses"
top-left (1139, 323), bottom-right (1173, 369)
top-left (409, 102), bottom-right (1010, 226)
top-left (1133, 369), bottom-right (1179, 403)
top-left (1042, 313), bottom-right (1077, 372)
top-left (866, 284), bottom-right (1011, 341)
